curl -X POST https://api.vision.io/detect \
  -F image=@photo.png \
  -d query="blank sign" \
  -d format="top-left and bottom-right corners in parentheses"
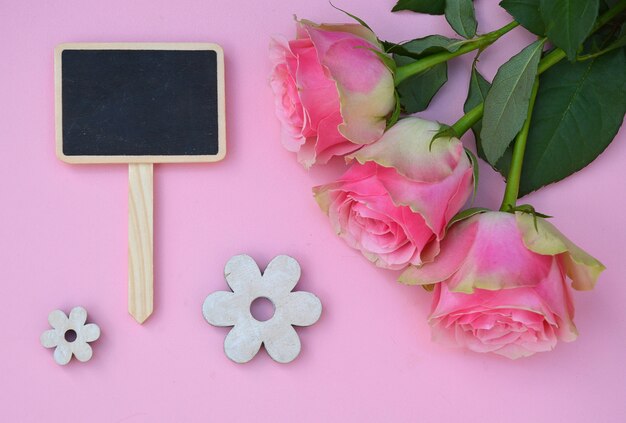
top-left (53, 43), bottom-right (226, 323)
top-left (55, 43), bottom-right (225, 163)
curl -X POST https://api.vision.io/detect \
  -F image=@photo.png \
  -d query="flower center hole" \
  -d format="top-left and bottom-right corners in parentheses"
top-left (250, 297), bottom-right (275, 321)
top-left (64, 329), bottom-right (77, 342)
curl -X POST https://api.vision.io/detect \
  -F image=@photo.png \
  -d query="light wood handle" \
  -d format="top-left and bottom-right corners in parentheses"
top-left (128, 163), bottom-right (154, 324)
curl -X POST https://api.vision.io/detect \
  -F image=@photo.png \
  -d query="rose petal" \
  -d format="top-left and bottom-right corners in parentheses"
top-left (377, 161), bottom-right (473, 236)
top-left (269, 37), bottom-right (306, 149)
top-left (300, 20), bottom-right (394, 144)
top-left (517, 213), bottom-right (605, 290)
top-left (300, 111), bottom-right (357, 168)
top-left (348, 119), bottom-right (473, 235)
top-left (399, 216), bottom-right (478, 285)
top-left (291, 38), bottom-right (341, 133)
top-left (350, 118), bottom-right (464, 182)
top-left (301, 21), bottom-right (380, 45)
top-left (315, 161), bottom-right (439, 269)
top-left (445, 212), bottom-right (552, 293)
top-left (533, 260), bottom-right (578, 342)
top-left (493, 343), bottom-right (538, 360)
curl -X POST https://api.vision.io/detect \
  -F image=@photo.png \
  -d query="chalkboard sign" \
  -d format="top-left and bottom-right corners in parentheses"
top-left (54, 43), bottom-right (226, 323)
top-left (55, 43), bottom-right (225, 163)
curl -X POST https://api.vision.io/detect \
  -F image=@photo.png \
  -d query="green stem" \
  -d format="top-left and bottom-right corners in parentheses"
top-left (577, 47), bottom-right (615, 61)
top-left (452, 103), bottom-right (484, 136)
top-left (394, 21), bottom-right (519, 86)
top-left (499, 76), bottom-right (540, 211)
top-left (537, 48), bottom-right (566, 74)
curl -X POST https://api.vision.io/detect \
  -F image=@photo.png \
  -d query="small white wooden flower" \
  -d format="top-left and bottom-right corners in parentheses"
top-left (40, 306), bottom-right (101, 365)
top-left (203, 255), bottom-right (322, 363)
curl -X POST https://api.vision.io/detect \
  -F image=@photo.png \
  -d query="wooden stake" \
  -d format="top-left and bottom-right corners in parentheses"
top-left (128, 163), bottom-right (154, 323)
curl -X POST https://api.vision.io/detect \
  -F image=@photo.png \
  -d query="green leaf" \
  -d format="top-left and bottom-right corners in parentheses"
top-left (499, 0), bottom-right (545, 35)
top-left (388, 35), bottom-right (462, 111)
top-left (445, 0), bottom-right (478, 38)
top-left (384, 35), bottom-right (464, 58)
top-left (392, 0), bottom-right (446, 15)
top-left (507, 204), bottom-right (552, 219)
top-left (394, 55), bottom-right (448, 113)
top-left (480, 40), bottom-right (544, 164)
top-left (381, 40), bottom-right (397, 53)
top-left (580, 8), bottom-right (626, 56)
top-left (447, 207), bottom-right (490, 228)
top-left (329, 2), bottom-right (373, 31)
top-left (492, 146), bottom-right (512, 180)
top-left (464, 147), bottom-right (480, 202)
top-left (540, 0), bottom-right (599, 60)
top-left (464, 66), bottom-right (513, 177)
top-left (463, 66), bottom-right (491, 143)
top-left (387, 91), bottom-right (402, 129)
top-left (517, 49), bottom-right (626, 196)
top-left (429, 124), bottom-right (457, 150)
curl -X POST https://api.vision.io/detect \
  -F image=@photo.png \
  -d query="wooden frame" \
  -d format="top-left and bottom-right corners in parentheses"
top-left (54, 42), bottom-right (226, 164)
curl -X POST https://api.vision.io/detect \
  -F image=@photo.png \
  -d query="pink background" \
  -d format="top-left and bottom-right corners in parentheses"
top-left (1, 1), bottom-right (625, 421)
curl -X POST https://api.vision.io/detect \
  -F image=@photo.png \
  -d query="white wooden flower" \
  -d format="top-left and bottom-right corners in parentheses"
top-left (40, 306), bottom-right (101, 365)
top-left (203, 255), bottom-right (322, 363)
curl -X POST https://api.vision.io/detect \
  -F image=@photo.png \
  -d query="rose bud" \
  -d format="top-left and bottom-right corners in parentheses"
top-left (313, 117), bottom-right (474, 270)
top-left (269, 19), bottom-right (395, 168)
top-left (400, 211), bottom-right (605, 359)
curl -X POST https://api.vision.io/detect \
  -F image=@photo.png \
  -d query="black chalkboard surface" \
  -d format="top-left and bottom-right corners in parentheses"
top-left (55, 43), bottom-right (225, 163)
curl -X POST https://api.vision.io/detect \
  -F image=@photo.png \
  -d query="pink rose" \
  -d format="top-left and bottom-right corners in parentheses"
top-left (313, 118), bottom-right (474, 270)
top-left (269, 19), bottom-right (395, 168)
top-left (400, 211), bottom-right (605, 359)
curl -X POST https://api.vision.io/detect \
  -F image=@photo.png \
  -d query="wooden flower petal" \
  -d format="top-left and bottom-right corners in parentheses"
top-left (48, 310), bottom-right (68, 330)
top-left (205, 255), bottom-right (322, 363)
top-left (262, 255), bottom-right (301, 293)
top-left (264, 325), bottom-right (301, 364)
top-left (40, 329), bottom-right (59, 349)
top-left (54, 344), bottom-right (72, 366)
top-left (43, 308), bottom-right (100, 365)
top-left (69, 306), bottom-right (87, 327)
top-left (224, 255), bottom-right (262, 293)
top-left (81, 323), bottom-right (101, 343)
top-left (72, 343), bottom-right (93, 362)
top-left (203, 291), bottom-right (248, 327)
top-left (278, 292), bottom-right (322, 327)
top-left (224, 321), bottom-right (263, 364)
